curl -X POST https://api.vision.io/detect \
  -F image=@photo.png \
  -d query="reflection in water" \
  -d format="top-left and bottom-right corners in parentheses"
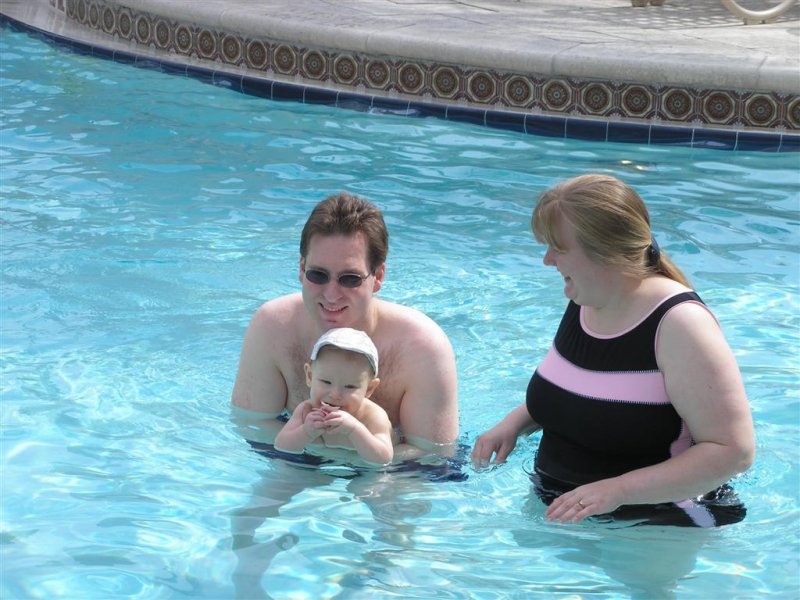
top-left (516, 491), bottom-right (710, 599)
top-left (228, 414), bottom-right (457, 599)
top-left (229, 410), bottom-right (712, 598)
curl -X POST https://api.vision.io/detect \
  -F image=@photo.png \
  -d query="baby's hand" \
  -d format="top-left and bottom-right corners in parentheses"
top-left (302, 407), bottom-right (328, 439)
top-left (318, 401), bottom-right (340, 415)
top-left (322, 409), bottom-right (357, 435)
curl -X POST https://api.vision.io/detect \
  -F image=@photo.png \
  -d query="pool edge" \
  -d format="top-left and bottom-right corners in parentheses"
top-left (2, 4), bottom-right (799, 152)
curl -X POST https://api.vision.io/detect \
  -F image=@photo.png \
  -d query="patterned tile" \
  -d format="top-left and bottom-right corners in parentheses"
top-left (101, 5), bottom-right (114, 34)
top-left (52, 0), bottom-right (799, 136)
top-left (221, 34), bottom-right (243, 66)
top-left (196, 29), bottom-right (218, 60)
top-left (365, 59), bottom-right (391, 90)
top-left (397, 62), bottom-right (426, 94)
top-left (432, 66), bottom-right (460, 99)
top-left (581, 83), bottom-right (613, 115)
top-left (541, 80), bottom-right (572, 112)
top-left (273, 44), bottom-right (298, 75)
top-left (117, 8), bottom-right (133, 40)
top-left (133, 14), bottom-right (152, 45)
top-left (467, 72), bottom-right (499, 105)
top-left (703, 90), bottom-right (739, 125)
top-left (787, 97), bottom-right (800, 129)
top-left (744, 93), bottom-right (777, 127)
top-left (245, 40), bottom-right (269, 70)
top-left (154, 18), bottom-right (171, 49)
top-left (332, 54), bottom-right (359, 85)
top-left (504, 76), bottom-right (534, 108)
top-left (174, 24), bottom-right (193, 55)
top-left (661, 88), bottom-right (694, 122)
top-left (88, 2), bottom-right (99, 27)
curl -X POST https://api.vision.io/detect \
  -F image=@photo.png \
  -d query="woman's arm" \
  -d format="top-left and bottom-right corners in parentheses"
top-left (547, 302), bottom-right (755, 521)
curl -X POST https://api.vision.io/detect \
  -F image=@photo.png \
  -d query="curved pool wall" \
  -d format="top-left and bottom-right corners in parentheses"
top-left (1, 0), bottom-right (799, 151)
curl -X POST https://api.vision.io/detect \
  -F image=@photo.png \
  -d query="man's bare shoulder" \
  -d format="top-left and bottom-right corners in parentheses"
top-left (372, 299), bottom-right (458, 447)
top-left (232, 293), bottom-right (306, 415)
top-left (373, 298), bottom-right (455, 383)
top-left (250, 293), bottom-right (313, 362)
top-left (251, 293), bottom-right (309, 335)
top-left (255, 293), bottom-right (304, 325)
top-left (376, 299), bottom-right (452, 348)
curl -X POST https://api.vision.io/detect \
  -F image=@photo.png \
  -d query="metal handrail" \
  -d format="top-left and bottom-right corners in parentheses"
top-left (631, 0), bottom-right (798, 25)
top-left (719, 0), bottom-right (797, 24)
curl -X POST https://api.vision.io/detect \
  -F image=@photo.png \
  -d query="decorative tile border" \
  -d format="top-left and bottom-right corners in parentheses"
top-left (55, 0), bottom-right (799, 133)
top-left (3, 0), bottom-right (784, 150)
top-left (5, 15), bottom-right (795, 152)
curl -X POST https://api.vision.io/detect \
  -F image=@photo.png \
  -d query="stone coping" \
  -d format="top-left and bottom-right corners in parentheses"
top-left (2, 0), bottom-right (799, 150)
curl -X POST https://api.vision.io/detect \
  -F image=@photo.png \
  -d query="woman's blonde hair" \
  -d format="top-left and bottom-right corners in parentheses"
top-left (532, 174), bottom-right (690, 286)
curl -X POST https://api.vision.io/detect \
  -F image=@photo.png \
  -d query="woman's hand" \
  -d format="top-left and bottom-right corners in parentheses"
top-left (471, 403), bottom-right (539, 469)
top-left (545, 478), bottom-right (625, 523)
top-left (471, 424), bottom-right (519, 469)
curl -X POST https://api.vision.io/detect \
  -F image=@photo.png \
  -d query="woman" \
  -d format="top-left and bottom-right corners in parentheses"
top-left (471, 174), bottom-right (755, 527)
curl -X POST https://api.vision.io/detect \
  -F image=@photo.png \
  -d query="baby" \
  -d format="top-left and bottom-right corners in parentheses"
top-left (274, 327), bottom-right (393, 465)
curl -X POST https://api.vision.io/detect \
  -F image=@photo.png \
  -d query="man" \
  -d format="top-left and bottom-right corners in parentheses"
top-left (232, 191), bottom-right (458, 458)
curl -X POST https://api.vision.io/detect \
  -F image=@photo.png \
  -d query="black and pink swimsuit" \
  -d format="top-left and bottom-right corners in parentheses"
top-left (527, 291), bottom-right (746, 527)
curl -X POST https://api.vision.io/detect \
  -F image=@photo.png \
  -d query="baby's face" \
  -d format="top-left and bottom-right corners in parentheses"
top-left (305, 347), bottom-right (375, 413)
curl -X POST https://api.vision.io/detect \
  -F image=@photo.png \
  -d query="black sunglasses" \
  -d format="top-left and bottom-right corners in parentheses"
top-left (304, 268), bottom-right (372, 289)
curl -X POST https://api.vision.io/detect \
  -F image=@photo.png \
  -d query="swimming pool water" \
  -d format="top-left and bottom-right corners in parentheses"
top-left (1, 26), bottom-right (799, 599)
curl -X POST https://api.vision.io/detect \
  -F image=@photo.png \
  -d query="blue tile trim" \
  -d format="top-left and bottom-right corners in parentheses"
top-left (736, 130), bottom-right (787, 152)
top-left (486, 110), bottom-right (526, 134)
top-left (271, 81), bottom-right (304, 102)
top-left (408, 101), bottom-right (448, 120)
top-left (89, 44), bottom-right (115, 61)
top-left (525, 115), bottom-right (567, 139)
top-left (2, 14), bottom-right (797, 153)
top-left (650, 125), bottom-right (693, 147)
top-left (303, 86), bottom-right (337, 105)
top-left (240, 77), bottom-right (272, 99)
top-left (184, 64), bottom-right (216, 86)
top-left (692, 128), bottom-right (739, 151)
top-left (779, 134), bottom-right (800, 152)
top-left (607, 122), bottom-right (652, 145)
top-left (370, 97), bottom-right (414, 116)
top-left (566, 118), bottom-right (608, 142)
top-left (160, 61), bottom-right (189, 78)
top-left (213, 71), bottom-right (242, 91)
top-left (445, 106), bottom-right (486, 127)
top-left (331, 91), bottom-right (362, 109)
top-left (134, 57), bottom-right (164, 73)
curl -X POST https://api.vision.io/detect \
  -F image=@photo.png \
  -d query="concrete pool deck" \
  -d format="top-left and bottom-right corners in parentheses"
top-left (1, 0), bottom-right (799, 139)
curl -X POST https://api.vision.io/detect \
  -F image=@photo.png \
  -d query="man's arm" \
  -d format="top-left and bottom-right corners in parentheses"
top-left (396, 319), bottom-right (459, 459)
top-left (231, 301), bottom-right (290, 416)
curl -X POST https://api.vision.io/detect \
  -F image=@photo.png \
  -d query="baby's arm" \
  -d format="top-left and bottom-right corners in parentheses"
top-left (274, 401), bottom-right (324, 453)
top-left (324, 403), bottom-right (394, 465)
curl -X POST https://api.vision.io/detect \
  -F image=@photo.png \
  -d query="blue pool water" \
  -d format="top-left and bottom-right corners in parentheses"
top-left (1, 25), bottom-right (799, 599)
